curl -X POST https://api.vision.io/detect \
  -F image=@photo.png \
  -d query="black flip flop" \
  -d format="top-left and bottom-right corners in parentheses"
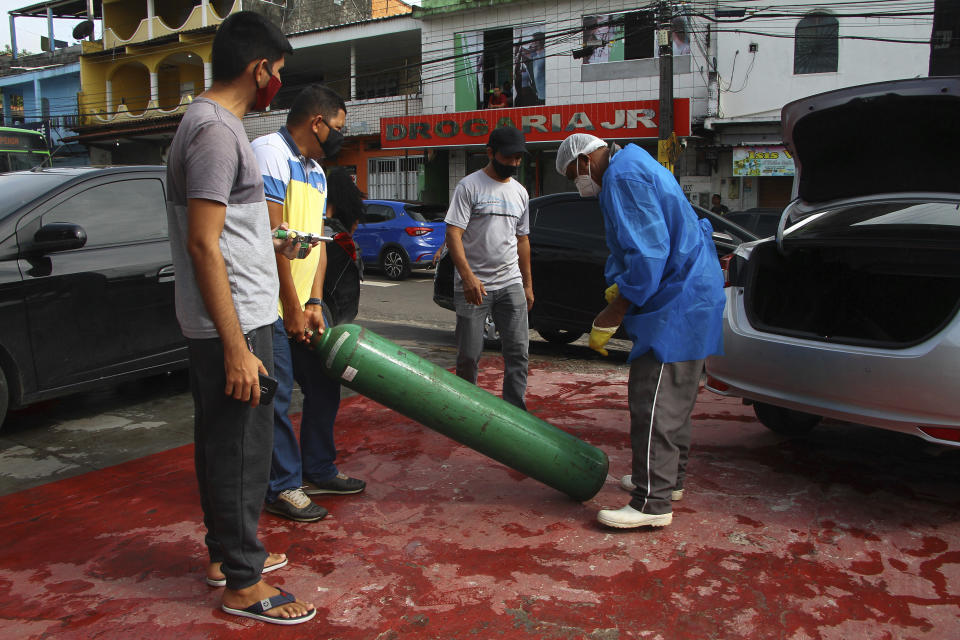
top-left (221, 589), bottom-right (316, 625)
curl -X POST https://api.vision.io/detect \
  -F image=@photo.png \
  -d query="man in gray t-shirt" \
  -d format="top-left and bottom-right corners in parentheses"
top-left (445, 126), bottom-right (533, 409)
top-left (164, 11), bottom-right (316, 626)
top-left (166, 97), bottom-right (279, 340)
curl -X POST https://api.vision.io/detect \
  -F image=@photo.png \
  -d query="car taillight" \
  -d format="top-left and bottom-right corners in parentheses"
top-left (405, 227), bottom-right (433, 236)
top-left (918, 426), bottom-right (960, 444)
top-left (718, 253), bottom-right (734, 288)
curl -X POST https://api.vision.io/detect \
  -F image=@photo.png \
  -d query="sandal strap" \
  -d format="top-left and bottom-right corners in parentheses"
top-left (245, 589), bottom-right (295, 614)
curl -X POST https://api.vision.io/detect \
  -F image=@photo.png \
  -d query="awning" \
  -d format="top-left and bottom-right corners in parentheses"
top-left (64, 116), bottom-right (182, 143)
top-left (9, 0), bottom-right (100, 20)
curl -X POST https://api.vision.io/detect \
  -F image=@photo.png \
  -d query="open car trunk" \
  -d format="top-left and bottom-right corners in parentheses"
top-left (782, 77), bottom-right (960, 212)
top-left (744, 243), bottom-right (960, 348)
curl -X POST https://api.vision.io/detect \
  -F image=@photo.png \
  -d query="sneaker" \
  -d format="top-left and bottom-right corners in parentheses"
top-left (597, 504), bottom-right (672, 529)
top-left (302, 472), bottom-right (366, 495)
top-left (619, 475), bottom-right (684, 501)
top-left (265, 488), bottom-right (328, 522)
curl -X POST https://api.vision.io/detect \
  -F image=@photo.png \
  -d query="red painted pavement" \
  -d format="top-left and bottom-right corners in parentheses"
top-left (1, 359), bottom-right (959, 639)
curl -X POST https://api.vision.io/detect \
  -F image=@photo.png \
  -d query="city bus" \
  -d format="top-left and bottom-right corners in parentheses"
top-left (0, 126), bottom-right (51, 172)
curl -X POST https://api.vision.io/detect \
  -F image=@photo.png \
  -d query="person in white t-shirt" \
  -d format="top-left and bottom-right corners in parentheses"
top-left (444, 126), bottom-right (534, 409)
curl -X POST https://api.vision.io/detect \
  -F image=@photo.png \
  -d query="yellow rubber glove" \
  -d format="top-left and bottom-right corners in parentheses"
top-left (604, 283), bottom-right (620, 304)
top-left (589, 323), bottom-right (618, 357)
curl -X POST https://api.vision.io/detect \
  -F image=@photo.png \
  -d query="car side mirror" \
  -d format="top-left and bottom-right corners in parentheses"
top-left (32, 222), bottom-right (87, 254)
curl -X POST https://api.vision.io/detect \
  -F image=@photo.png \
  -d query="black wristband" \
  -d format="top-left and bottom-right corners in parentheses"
top-left (305, 298), bottom-right (323, 306)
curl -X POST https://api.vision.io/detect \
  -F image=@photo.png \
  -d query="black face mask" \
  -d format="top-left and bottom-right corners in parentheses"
top-left (315, 120), bottom-right (344, 159)
top-left (491, 157), bottom-right (517, 179)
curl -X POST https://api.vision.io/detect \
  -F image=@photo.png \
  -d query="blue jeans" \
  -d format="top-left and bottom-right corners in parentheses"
top-left (454, 283), bottom-right (529, 409)
top-left (268, 317), bottom-right (342, 503)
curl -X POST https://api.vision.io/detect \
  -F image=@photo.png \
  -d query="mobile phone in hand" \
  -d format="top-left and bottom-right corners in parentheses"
top-left (258, 373), bottom-right (278, 405)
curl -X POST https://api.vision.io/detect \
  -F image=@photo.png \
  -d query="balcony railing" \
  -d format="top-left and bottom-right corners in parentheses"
top-left (243, 94), bottom-right (423, 141)
top-left (83, 95), bottom-right (195, 126)
top-left (102, 0), bottom-right (239, 50)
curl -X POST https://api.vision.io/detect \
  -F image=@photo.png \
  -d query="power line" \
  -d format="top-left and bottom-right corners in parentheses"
top-left (3, 1), bottom-right (939, 121)
top-left (16, 0), bottom-right (929, 79)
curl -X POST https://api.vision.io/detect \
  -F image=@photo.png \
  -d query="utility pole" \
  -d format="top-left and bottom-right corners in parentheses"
top-left (403, 75), bottom-right (409, 201)
top-left (706, 22), bottom-right (719, 118)
top-left (657, 0), bottom-right (675, 173)
top-left (9, 14), bottom-right (18, 61)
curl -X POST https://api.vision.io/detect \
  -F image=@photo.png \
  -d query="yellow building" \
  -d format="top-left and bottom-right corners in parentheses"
top-left (74, 0), bottom-right (238, 162)
top-left (71, 0), bottom-right (412, 163)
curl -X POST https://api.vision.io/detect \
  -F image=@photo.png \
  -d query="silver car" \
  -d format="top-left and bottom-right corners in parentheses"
top-left (705, 77), bottom-right (960, 446)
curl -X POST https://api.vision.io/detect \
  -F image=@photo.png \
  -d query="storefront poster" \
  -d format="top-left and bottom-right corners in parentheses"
top-left (654, 15), bottom-right (692, 58)
top-left (732, 145), bottom-right (795, 177)
top-left (727, 179), bottom-right (739, 200)
top-left (582, 15), bottom-right (625, 64)
top-left (454, 31), bottom-right (484, 112)
top-left (582, 13), bottom-right (690, 64)
top-left (381, 99), bottom-right (692, 149)
top-left (514, 25), bottom-right (546, 107)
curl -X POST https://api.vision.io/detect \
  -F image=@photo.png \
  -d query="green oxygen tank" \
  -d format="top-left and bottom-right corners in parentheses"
top-left (309, 324), bottom-right (609, 502)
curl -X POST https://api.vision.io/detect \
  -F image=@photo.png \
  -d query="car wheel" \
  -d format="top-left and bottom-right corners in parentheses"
top-left (380, 247), bottom-right (410, 281)
top-left (753, 402), bottom-right (822, 436)
top-left (537, 328), bottom-right (583, 345)
top-left (0, 366), bottom-right (8, 430)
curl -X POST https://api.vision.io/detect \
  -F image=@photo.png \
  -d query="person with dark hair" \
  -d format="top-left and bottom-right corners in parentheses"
top-left (165, 11), bottom-right (315, 625)
top-left (487, 86), bottom-right (508, 109)
top-left (710, 193), bottom-right (729, 216)
top-left (501, 80), bottom-right (513, 107)
top-left (324, 166), bottom-right (365, 235)
top-left (210, 10), bottom-right (292, 93)
top-left (252, 84), bottom-right (366, 525)
top-left (445, 126), bottom-right (533, 409)
top-left (285, 82), bottom-right (347, 130)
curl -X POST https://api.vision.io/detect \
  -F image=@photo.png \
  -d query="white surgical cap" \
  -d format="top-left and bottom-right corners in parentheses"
top-left (555, 133), bottom-right (606, 175)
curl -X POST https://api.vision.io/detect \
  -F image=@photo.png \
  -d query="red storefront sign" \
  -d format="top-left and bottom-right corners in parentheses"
top-left (380, 99), bottom-right (690, 149)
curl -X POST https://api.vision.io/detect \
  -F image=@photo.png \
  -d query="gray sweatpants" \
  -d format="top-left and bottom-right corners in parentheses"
top-left (627, 350), bottom-right (704, 515)
top-left (454, 283), bottom-right (529, 409)
top-left (187, 324), bottom-right (273, 590)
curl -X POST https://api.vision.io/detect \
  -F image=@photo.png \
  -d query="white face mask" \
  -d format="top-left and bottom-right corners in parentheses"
top-left (574, 159), bottom-right (600, 198)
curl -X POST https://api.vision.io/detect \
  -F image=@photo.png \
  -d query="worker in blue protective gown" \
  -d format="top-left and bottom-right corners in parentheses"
top-left (555, 133), bottom-right (725, 530)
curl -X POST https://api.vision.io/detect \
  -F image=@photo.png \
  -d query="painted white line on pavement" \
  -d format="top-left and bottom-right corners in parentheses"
top-left (361, 281), bottom-right (399, 287)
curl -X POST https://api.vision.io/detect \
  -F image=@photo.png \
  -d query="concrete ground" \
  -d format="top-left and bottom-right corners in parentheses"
top-left (1, 357), bottom-right (959, 639)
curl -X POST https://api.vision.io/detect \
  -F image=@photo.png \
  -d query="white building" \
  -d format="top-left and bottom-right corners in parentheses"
top-left (241, 0), bottom-right (945, 209)
top-left (705, 0), bottom-right (936, 212)
top-left (397, 0), bottom-right (941, 210)
top-left (404, 0), bottom-right (713, 202)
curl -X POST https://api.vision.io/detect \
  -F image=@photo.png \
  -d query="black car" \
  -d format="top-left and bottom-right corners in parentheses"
top-left (725, 208), bottom-right (781, 238)
top-left (433, 192), bottom-right (757, 344)
top-left (0, 166), bottom-right (188, 427)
